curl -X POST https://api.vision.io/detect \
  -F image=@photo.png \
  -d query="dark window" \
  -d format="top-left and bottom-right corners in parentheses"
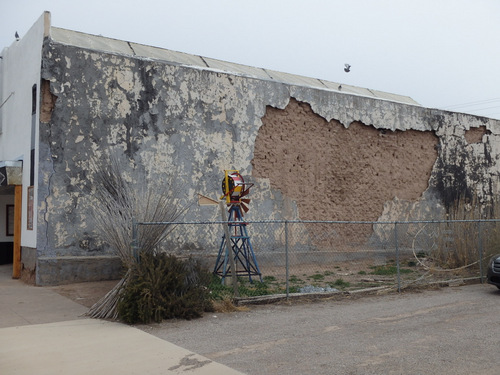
top-left (32, 84), bottom-right (37, 115)
top-left (30, 84), bottom-right (37, 186)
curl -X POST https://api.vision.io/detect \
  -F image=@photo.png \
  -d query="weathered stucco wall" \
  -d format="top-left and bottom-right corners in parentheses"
top-left (37, 36), bottom-right (500, 284)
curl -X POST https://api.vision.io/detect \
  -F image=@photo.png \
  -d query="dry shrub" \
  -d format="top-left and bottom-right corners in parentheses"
top-left (432, 194), bottom-right (500, 271)
top-left (117, 253), bottom-right (214, 324)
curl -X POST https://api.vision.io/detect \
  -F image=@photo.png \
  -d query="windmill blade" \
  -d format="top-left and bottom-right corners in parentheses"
top-left (241, 202), bottom-right (250, 213)
top-left (241, 199), bottom-right (250, 213)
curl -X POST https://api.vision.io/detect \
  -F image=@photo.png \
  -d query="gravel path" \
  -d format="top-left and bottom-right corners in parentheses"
top-left (140, 284), bottom-right (500, 375)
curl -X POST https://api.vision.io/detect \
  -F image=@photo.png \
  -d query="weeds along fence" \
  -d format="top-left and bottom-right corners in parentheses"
top-left (132, 219), bottom-right (500, 299)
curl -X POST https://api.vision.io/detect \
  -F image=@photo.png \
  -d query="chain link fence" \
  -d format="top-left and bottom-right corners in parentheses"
top-left (133, 219), bottom-right (500, 299)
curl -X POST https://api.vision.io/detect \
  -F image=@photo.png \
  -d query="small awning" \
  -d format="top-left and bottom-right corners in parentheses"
top-left (0, 161), bottom-right (23, 186)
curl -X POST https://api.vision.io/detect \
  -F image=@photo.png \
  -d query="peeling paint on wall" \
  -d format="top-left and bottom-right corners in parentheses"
top-left (35, 35), bottom-right (500, 283)
top-left (465, 126), bottom-right (490, 144)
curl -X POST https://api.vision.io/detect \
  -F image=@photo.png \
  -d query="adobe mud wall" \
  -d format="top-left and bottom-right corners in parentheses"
top-left (252, 99), bottom-right (439, 222)
top-left (36, 35), bottom-right (500, 284)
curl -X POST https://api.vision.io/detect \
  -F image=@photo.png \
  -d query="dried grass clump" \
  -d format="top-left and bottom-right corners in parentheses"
top-left (432, 194), bottom-right (500, 272)
top-left (212, 296), bottom-right (249, 313)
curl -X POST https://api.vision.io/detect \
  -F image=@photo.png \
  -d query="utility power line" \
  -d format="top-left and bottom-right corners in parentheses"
top-left (441, 98), bottom-right (500, 110)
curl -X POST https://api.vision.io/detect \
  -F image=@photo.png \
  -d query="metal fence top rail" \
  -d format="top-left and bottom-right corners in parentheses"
top-left (134, 219), bottom-right (500, 226)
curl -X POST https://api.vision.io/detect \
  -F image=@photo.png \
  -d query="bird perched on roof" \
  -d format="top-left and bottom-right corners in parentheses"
top-left (15, 32), bottom-right (20, 41)
top-left (344, 64), bottom-right (351, 73)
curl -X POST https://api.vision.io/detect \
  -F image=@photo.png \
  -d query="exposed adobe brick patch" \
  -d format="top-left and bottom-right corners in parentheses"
top-left (40, 79), bottom-right (57, 123)
top-left (464, 126), bottom-right (490, 144)
top-left (252, 98), bottom-right (439, 222)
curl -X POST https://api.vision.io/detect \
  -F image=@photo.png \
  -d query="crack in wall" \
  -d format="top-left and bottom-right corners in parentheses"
top-left (38, 80), bottom-right (59, 256)
top-left (40, 120), bottom-right (57, 256)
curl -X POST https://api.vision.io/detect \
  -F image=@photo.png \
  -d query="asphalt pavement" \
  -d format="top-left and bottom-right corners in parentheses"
top-left (140, 281), bottom-right (500, 375)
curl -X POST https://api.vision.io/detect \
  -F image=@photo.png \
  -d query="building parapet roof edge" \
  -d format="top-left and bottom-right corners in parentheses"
top-left (49, 26), bottom-right (420, 106)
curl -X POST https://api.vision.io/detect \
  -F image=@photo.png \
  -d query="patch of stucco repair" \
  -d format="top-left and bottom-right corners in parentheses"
top-left (252, 98), bottom-right (439, 222)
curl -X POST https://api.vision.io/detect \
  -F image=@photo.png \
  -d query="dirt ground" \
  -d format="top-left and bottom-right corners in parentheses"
top-left (48, 257), bottom-right (477, 310)
top-left (50, 279), bottom-right (119, 308)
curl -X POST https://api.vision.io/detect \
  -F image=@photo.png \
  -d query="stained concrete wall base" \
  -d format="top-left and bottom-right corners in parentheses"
top-left (37, 255), bottom-right (123, 286)
top-left (21, 246), bottom-right (37, 269)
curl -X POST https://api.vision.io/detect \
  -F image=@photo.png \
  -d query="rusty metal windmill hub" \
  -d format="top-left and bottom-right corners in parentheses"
top-left (220, 170), bottom-right (252, 213)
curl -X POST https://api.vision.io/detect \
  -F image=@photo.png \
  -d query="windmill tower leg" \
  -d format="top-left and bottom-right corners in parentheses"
top-left (214, 205), bottom-right (262, 283)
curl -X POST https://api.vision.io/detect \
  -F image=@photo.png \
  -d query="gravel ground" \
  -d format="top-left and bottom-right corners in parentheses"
top-left (139, 283), bottom-right (500, 375)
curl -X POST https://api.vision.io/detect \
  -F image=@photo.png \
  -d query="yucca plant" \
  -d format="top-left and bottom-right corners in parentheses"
top-left (85, 155), bottom-right (190, 320)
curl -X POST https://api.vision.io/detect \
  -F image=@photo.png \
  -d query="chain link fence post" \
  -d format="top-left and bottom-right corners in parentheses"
top-left (285, 220), bottom-right (289, 300)
top-left (395, 221), bottom-right (401, 293)
top-left (479, 220), bottom-right (484, 283)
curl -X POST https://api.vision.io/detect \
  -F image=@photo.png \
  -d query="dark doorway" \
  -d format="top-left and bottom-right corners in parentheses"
top-left (0, 186), bottom-right (15, 265)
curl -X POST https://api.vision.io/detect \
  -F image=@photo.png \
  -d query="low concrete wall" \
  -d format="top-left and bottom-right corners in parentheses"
top-left (36, 255), bottom-right (123, 286)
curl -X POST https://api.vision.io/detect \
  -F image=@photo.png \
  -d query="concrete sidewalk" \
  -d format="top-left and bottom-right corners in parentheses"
top-left (0, 265), bottom-right (244, 374)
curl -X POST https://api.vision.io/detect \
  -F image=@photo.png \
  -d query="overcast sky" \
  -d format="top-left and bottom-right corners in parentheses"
top-left (1, 0), bottom-right (499, 119)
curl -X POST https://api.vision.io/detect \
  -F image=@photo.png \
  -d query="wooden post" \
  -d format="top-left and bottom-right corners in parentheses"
top-left (12, 185), bottom-right (22, 279)
top-left (219, 201), bottom-right (239, 297)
